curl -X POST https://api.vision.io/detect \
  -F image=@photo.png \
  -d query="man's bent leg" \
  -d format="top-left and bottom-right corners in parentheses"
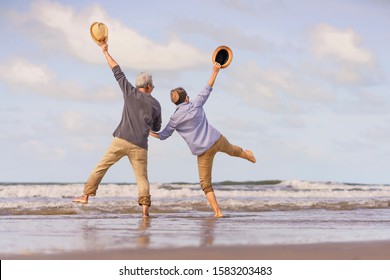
top-left (73, 138), bottom-right (124, 204)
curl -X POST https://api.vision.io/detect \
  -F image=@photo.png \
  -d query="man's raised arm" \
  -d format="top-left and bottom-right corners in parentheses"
top-left (100, 42), bottom-right (118, 69)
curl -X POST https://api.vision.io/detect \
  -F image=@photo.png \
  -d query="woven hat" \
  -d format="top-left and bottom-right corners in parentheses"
top-left (212, 45), bottom-right (233, 69)
top-left (90, 22), bottom-right (108, 45)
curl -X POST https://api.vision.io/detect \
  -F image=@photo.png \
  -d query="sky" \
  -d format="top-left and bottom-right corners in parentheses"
top-left (0, 0), bottom-right (389, 184)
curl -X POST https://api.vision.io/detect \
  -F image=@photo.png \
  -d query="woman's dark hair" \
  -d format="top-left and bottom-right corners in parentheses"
top-left (170, 87), bottom-right (187, 105)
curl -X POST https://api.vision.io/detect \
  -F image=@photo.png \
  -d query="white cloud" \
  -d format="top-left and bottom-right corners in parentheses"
top-left (6, 59), bottom-right (51, 86)
top-left (309, 23), bottom-right (382, 86)
top-left (276, 116), bottom-right (306, 129)
top-left (0, 132), bottom-right (10, 141)
top-left (0, 58), bottom-right (118, 101)
top-left (224, 23), bottom-right (383, 114)
top-left (76, 141), bottom-right (103, 153)
top-left (61, 111), bottom-right (88, 132)
top-left (60, 110), bottom-right (112, 135)
top-left (21, 140), bottom-right (65, 160)
top-left (311, 23), bottom-right (374, 64)
top-left (173, 18), bottom-right (272, 53)
top-left (57, 110), bottom-right (117, 153)
top-left (227, 61), bottom-right (334, 113)
top-left (7, 0), bottom-right (207, 70)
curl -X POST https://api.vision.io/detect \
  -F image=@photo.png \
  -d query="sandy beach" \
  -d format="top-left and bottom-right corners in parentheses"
top-left (2, 241), bottom-right (390, 260)
top-left (2, 183), bottom-right (390, 262)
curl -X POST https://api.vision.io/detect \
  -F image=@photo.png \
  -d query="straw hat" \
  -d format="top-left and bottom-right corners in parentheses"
top-left (212, 45), bottom-right (233, 69)
top-left (90, 22), bottom-right (108, 45)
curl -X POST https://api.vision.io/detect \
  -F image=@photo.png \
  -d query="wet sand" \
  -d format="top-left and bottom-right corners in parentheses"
top-left (2, 241), bottom-right (390, 260)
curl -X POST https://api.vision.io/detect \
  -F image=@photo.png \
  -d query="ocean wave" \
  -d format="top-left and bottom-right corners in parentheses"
top-left (280, 179), bottom-right (390, 190)
top-left (1, 198), bottom-right (390, 215)
top-left (1, 180), bottom-right (390, 215)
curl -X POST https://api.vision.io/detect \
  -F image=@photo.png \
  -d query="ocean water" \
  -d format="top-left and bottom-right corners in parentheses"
top-left (1, 180), bottom-right (390, 256)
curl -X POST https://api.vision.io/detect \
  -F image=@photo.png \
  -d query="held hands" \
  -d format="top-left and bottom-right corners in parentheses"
top-left (149, 131), bottom-right (160, 139)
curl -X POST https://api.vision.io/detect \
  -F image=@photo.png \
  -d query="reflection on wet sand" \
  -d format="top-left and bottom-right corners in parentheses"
top-left (136, 217), bottom-right (151, 248)
top-left (200, 217), bottom-right (217, 247)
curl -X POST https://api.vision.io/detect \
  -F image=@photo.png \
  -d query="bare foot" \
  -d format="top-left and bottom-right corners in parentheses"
top-left (245, 150), bottom-right (256, 163)
top-left (142, 205), bottom-right (150, 218)
top-left (214, 212), bottom-right (224, 218)
top-left (72, 194), bottom-right (88, 204)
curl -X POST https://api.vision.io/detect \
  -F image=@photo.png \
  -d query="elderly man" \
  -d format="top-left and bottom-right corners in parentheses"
top-left (73, 42), bottom-right (161, 217)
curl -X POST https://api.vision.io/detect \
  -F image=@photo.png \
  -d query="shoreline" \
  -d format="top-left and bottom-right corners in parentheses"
top-left (2, 240), bottom-right (390, 260)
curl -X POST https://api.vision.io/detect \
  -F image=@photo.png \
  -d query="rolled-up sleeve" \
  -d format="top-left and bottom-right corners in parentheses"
top-left (159, 119), bottom-right (176, 140)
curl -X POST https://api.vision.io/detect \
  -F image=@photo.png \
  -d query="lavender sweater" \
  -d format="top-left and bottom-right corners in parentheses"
top-left (159, 85), bottom-right (221, 155)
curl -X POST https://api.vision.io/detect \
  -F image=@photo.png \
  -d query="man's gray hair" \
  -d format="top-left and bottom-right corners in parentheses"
top-left (135, 72), bottom-right (153, 88)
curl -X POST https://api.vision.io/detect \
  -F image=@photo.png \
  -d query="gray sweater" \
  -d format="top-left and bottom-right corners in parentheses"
top-left (112, 65), bottom-right (161, 150)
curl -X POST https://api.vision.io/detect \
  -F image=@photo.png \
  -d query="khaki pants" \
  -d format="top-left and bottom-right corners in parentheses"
top-left (197, 135), bottom-right (243, 194)
top-left (83, 137), bottom-right (151, 206)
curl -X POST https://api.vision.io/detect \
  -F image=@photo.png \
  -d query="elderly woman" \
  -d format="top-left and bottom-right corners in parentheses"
top-left (150, 63), bottom-right (256, 218)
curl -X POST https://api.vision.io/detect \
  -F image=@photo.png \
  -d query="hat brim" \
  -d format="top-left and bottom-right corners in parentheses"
top-left (212, 46), bottom-right (233, 69)
top-left (90, 22), bottom-right (108, 45)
